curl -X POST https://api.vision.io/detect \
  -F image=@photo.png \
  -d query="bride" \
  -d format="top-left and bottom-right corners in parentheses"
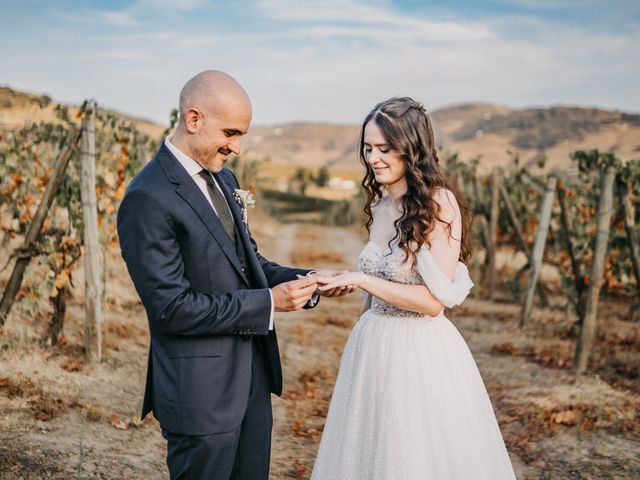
top-left (312, 97), bottom-right (516, 479)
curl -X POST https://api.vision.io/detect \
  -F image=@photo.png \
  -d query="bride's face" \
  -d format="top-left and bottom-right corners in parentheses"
top-left (363, 121), bottom-right (407, 188)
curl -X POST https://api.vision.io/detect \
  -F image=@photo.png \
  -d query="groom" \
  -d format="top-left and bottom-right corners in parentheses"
top-left (117, 70), bottom-right (350, 479)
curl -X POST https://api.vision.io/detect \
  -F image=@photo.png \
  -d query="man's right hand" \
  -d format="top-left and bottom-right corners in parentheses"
top-left (271, 276), bottom-right (318, 312)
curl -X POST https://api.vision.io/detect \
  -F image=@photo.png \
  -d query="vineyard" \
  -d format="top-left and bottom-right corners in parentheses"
top-left (440, 149), bottom-right (640, 373)
top-left (0, 101), bottom-right (176, 351)
top-left (0, 100), bottom-right (639, 478)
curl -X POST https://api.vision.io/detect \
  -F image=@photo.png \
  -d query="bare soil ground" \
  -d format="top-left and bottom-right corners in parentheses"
top-left (1, 214), bottom-right (638, 479)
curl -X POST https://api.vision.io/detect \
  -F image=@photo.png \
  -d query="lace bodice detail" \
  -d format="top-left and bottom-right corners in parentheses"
top-left (358, 241), bottom-right (474, 317)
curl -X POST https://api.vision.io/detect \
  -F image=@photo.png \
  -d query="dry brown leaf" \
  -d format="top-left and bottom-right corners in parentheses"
top-left (34, 411), bottom-right (54, 421)
top-left (61, 360), bottom-right (82, 372)
top-left (290, 459), bottom-right (308, 477)
top-left (86, 404), bottom-right (102, 422)
top-left (131, 417), bottom-right (145, 428)
top-left (552, 410), bottom-right (576, 426)
top-left (306, 427), bottom-right (321, 443)
top-left (491, 342), bottom-right (516, 355)
top-left (109, 413), bottom-right (131, 430)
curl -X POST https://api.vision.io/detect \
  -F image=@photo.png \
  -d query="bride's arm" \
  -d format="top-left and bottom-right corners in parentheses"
top-left (319, 189), bottom-right (462, 317)
top-left (355, 275), bottom-right (442, 316)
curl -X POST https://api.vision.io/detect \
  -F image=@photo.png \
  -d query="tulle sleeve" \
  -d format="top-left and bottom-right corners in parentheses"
top-left (416, 246), bottom-right (474, 308)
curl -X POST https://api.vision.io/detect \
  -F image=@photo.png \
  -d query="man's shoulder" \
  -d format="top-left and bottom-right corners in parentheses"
top-left (219, 167), bottom-right (240, 188)
top-left (128, 158), bottom-right (164, 190)
top-left (123, 149), bottom-right (175, 204)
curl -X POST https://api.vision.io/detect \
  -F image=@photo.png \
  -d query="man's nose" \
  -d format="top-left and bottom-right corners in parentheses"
top-left (228, 137), bottom-right (241, 155)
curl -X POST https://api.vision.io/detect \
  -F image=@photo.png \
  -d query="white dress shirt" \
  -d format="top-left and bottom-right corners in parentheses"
top-left (164, 137), bottom-right (275, 330)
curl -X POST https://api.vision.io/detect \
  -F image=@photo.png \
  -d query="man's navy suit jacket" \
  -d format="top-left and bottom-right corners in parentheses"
top-left (117, 144), bottom-right (309, 435)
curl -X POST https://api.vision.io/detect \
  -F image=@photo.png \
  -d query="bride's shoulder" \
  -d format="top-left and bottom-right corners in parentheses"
top-left (431, 187), bottom-right (458, 207)
top-left (431, 187), bottom-right (460, 222)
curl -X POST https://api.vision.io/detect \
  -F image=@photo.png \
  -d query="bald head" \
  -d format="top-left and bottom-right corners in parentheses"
top-left (178, 70), bottom-right (251, 122)
top-left (172, 70), bottom-right (253, 172)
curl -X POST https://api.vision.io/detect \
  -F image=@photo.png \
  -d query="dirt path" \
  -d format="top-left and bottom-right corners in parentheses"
top-left (1, 217), bottom-right (638, 479)
top-left (258, 222), bottom-right (365, 479)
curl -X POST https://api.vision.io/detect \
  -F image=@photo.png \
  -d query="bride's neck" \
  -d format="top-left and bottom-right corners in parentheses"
top-left (386, 179), bottom-right (407, 208)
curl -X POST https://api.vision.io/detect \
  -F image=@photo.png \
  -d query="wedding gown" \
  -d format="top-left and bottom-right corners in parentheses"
top-left (311, 242), bottom-right (516, 480)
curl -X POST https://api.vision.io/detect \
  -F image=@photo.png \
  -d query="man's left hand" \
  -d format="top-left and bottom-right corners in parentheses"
top-left (299, 270), bottom-right (358, 298)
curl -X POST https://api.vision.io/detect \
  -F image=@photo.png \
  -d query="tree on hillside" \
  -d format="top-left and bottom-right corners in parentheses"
top-left (314, 166), bottom-right (330, 187)
top-left (291, 167), bottom-right (313, 195)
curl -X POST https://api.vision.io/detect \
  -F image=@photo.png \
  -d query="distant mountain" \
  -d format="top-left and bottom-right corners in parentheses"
top-left (244, 104), bottom-right (640, 174)
top-left (431, 104), bottom-right (640, 172)
top-left (2, 86), bottom-right (638, 175)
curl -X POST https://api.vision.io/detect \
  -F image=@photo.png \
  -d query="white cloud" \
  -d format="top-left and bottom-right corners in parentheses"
top-left (53, 9), bottom-right (139, 27)
top-left (4, 0), bottom-right (638, 125)
top-left (98, 11), bottom-right (139, 27)
top-left (257, 0), bottom-right (494, 41)
top-left (135, 0), bottom-right (208, 11)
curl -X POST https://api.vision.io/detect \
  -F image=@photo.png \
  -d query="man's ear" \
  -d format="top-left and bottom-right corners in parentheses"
top-left (184, 108), bottom-right (202, 133)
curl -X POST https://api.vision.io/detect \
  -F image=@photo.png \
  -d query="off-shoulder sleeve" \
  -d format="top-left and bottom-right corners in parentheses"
top-left (416, 246), bottom-right (474, 308)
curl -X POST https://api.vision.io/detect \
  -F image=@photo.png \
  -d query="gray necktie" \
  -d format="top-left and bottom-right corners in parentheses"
top-left (199, 170), bottom-right (236, 244)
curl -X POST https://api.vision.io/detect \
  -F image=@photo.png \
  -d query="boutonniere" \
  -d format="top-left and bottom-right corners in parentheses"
top-left (233, 189), bottom-right (256, 225)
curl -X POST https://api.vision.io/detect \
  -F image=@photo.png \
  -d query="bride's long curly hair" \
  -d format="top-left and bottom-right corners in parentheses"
top-left (360, 97), bottom-right (473, 262)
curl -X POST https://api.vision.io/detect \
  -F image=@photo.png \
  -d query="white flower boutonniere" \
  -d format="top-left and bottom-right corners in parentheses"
top-left (233, 189), bottom-right (256, 225)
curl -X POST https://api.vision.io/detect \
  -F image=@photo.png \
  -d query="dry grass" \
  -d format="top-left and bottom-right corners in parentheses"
top-left (290, 249), bottom-right (345, 267)
top-left (1, 218), bottom-right (640, 479)
top-left (288, 225), bottom-right (351, 268)
top-left (0, 373), bottom-right (83, 422)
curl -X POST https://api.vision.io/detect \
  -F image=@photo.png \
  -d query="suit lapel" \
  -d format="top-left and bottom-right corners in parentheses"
top-left (157, 146), bottom-right (250, 286)
top-left (215, 172), bottom-right (269, 288)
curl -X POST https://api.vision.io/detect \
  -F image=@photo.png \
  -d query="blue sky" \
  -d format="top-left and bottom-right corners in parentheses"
top-left (1, 0), bottom-right (638, 125)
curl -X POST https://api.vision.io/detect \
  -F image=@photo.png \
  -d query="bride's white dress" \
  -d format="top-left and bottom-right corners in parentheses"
top-left (311, 242), bottom-right (516, 480)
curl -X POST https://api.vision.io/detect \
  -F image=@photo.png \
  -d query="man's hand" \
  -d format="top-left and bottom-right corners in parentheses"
top-left (271, 276), bottom-right (318, 312)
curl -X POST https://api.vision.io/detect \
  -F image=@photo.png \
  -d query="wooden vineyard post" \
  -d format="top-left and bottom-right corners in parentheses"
top-left (573, 167), bottom-right (616, 374)
top-left (557, 179), bottom-right (585, 316)
top-left (520, 176), bottom-right (557, 327)
top-left (136, 140), bottom-right (148, 165)
top-left (0, 128), bottom-right (82, 326)
top-left (621, 184), bottom-right (640, 295)
top-left (484, 169), bottom-right (500, 300)
top-left (500, 184), bottom-right (549, 307)
top-left (80, 106), bottom-right (102, 362)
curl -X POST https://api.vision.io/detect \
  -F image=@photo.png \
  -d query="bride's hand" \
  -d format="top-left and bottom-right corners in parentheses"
top-left (315, 272), bottom-right (363, 293)
top-left (298, 270), bottom-right (359, 297)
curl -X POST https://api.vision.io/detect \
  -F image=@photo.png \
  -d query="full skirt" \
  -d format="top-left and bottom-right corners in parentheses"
top-left (310, 310), bottom-right (516, 480)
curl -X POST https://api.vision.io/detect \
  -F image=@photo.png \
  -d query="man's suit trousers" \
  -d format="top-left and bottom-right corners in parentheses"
top-left (163, 340), bottom-right (273, 480)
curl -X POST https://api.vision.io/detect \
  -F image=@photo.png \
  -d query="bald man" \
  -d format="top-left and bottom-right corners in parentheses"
top-left (118, 71), bottom-right (344, 479)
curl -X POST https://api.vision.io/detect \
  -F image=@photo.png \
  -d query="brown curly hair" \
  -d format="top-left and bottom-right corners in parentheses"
top-left (359, 97), bottom-right (473, 262)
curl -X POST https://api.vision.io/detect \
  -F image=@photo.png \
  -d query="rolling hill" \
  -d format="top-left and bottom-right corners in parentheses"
top-left (2, 85), bottom-right (639, 176)
top-left (243, 104), bottom-right (640, 175)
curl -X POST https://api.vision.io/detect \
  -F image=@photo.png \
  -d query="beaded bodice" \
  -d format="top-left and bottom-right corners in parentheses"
top-left (358, 242), bottom-right (426, 317)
